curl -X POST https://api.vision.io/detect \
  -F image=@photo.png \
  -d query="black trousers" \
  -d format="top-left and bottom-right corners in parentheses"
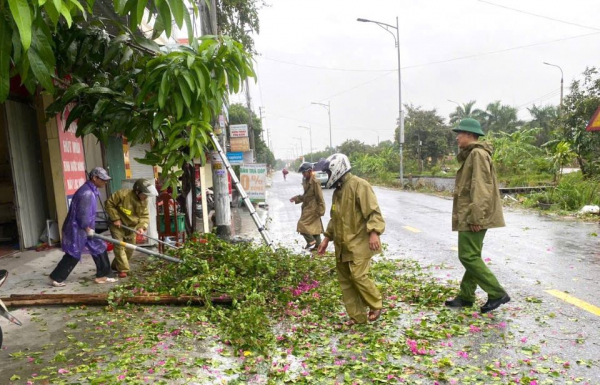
top-left (301, 233), bottom-right (322, 246)
top-left (49, 251), bottom-right (113, 283)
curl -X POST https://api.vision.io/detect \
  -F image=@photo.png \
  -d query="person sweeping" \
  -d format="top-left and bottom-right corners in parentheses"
top-left (105, 178), bottom-right (158, 278)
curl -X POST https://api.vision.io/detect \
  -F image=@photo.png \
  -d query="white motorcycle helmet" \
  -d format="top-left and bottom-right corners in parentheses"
top-left (323, 153), bottom-right (351, 189)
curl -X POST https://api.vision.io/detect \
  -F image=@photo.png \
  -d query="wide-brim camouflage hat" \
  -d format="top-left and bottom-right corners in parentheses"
top-left (452, 118), bottom-right (485, 136)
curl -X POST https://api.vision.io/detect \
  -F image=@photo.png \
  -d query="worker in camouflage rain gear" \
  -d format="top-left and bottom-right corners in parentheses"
top-left (290, 162), bottom-right (326, 250)
top-left (105, 179), bottom-right (157, 278)
top-left (318, 154), bottom-right (386, 325)
top-left (445, 118), bottom-right (510, 314)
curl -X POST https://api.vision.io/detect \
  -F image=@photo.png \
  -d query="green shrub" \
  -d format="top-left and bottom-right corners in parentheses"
top-left (523, 172), bottom-right (600, 210)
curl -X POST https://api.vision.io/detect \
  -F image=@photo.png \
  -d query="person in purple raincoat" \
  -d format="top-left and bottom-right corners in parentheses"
top-left (49, 167), bottom-right (117, 287)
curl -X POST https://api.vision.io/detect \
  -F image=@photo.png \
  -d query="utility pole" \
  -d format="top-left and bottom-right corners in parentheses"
top-left (299, 126), bottom-right (313, 162)
top-left (311, 102), bottom-right (333, 155)
top-left (259, 106), bottom-right (269, 147)
top-left (201, 0), bottom-right (230, 237)
top-left (543, 62), bottom-right (564, 117)
top-left (357, 16), bottom-right (404, 185)
top-left (293, 137), bottom-right (303, 161)
top-left (245, 79), bottom-right (256, 155)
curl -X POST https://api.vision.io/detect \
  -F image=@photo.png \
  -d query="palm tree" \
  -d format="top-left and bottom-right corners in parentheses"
top-left (449, 101), bottom-right (485, 124)
top-left (482, 101), bottom-right (522, 133)
top-left (527, 104), bottom-right (558, 146)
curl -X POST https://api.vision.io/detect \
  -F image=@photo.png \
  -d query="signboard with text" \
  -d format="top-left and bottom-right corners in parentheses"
top-left (227, 152), bottom-right (244, 165)
top-left (57, 105), bottom-right (86, 206)
top-left (230, 137), bottom-right (250, 152)
top-left (210, 151), bottom-right (226, 176)
top-left (229, 124), bottom-right (249, 138)
top-left (240, 163), bottom-right (266, 202)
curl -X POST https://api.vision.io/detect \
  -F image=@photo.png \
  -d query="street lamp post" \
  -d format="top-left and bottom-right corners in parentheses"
top-left (259, 106), bottom-right (270, 150)
top-left (368, 129), bottom-right (380, 146)
top-left (448, 99), bottom-right (460, 108)
top-left (292, 137), bottom-right (303, 161)
top-left (311, 101), bottom-right (333, 155)
top-left (358, 16), bottom-right (403, 185)
top-left (543, 62), bottom-right (564, 116)
top-left (299, 125), bottom-right (313, 162)
top-left (448, 100), bottom-right (462, 155)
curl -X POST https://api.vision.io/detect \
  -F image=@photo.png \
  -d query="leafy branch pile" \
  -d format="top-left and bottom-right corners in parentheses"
top-left (116, 234), bottom-right (341, 353)
top-left (6, 237), bottom-right (597, 383)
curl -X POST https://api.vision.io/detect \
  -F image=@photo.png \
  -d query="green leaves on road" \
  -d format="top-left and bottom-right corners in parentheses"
top-left (6, 235), bottom-right (597, 384)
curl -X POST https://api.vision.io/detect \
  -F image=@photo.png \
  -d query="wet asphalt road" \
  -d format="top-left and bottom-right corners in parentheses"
top-left (267, 171), bottom-right (600, 380)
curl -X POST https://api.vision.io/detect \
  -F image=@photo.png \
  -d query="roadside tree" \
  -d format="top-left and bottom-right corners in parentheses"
top-left (397, 105), bottom-right (452, 170)
top-left (449, 100), bottom-right (485, 124)
top-left (561, 67), bottom-right (600, 178)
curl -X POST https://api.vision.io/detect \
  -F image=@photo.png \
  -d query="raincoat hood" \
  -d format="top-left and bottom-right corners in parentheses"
top-left (458, 142), bottom-right (493, 163)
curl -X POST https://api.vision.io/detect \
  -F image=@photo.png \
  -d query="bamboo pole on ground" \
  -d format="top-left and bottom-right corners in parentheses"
top-left (0, 293), bottom-right (232, 307)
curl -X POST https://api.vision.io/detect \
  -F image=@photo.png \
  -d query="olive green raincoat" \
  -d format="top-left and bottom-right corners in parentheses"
top-left (105, 189), bottom-right (150, 231)
top-left (452, 142), bottom-right (505, 232)
top-left (292, 174), bottom-right (326, 235)
top-left (324, 173), bottom-right (386, 262)
top-left (105, 189), bottom-right (150, 272)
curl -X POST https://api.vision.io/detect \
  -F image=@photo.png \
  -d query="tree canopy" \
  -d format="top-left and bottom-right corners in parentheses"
top-left (2, 0), bottom-right (257, 191)
top-left (0, 0), bottom-right (199, 101)
top-left (396, 105), bottom-right (453, 167)
top-left (561, 67), bottom-right (600, 177)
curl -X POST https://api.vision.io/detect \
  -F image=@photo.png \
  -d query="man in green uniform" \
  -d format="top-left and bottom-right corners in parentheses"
top-left (290, 162), bottom-right (326, 250)
top-left (445, 118), bottom-right (510, 314)
top-left (317, 154), bottom-right (385, 325)
top-left (105, 179), bottom-right (158, 278)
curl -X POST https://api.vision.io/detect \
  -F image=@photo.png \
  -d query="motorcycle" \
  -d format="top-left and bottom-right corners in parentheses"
top-left (195, 188), bottom-right (215, 217)
top-left (0, 270), bottom-right (22, 348)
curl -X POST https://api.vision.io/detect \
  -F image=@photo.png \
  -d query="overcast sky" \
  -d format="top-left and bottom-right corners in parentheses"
top-left (228, 0), bottom-right (600, 160)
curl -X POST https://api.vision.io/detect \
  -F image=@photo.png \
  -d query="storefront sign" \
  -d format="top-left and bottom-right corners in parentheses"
top-left (230, 124), bottom-right (249, 138)
top-left (122, 137), bottom-right (132, 178)
top-left (227, 152), bottom-right (244, 165)
top-left (230, 137), bottom-right (250, 152)
top-left (57, 105), bottom-right (86, 205)
top-left (211, 151), bottom-right (226, 176)
top-left (240, 163), bottom-right (266, 202)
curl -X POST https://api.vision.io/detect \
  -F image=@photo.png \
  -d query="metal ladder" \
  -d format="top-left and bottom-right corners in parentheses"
top-left (210, 133), bottom-right (275, 251)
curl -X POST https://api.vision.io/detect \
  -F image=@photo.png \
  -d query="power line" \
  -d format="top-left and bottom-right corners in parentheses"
top-left (266, 113), bottom-right (325, 127)
top-left (276, 70), bottom-right (396, 117)
top-left (401, 31), bottom-right (600, 70)
top-left (258, 32), bottom-right (599, 118)
top-left (261, 31), bottom-right (600, 75)
top-left (516, 87), bottom-right (566, 111)
top-left (262, 57), bottom-right (393, 72)
top-left (316, 71), bottom-right (395, 102)
top-left (478, 0), bottom-right (600, 32)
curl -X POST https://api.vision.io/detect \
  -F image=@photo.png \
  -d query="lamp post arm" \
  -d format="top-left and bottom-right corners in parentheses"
top-left (375, 23), bottom-right (398, 45)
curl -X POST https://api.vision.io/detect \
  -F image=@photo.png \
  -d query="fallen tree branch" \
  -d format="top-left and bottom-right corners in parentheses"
top-left (0, 293), bottom-right (232, 307)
